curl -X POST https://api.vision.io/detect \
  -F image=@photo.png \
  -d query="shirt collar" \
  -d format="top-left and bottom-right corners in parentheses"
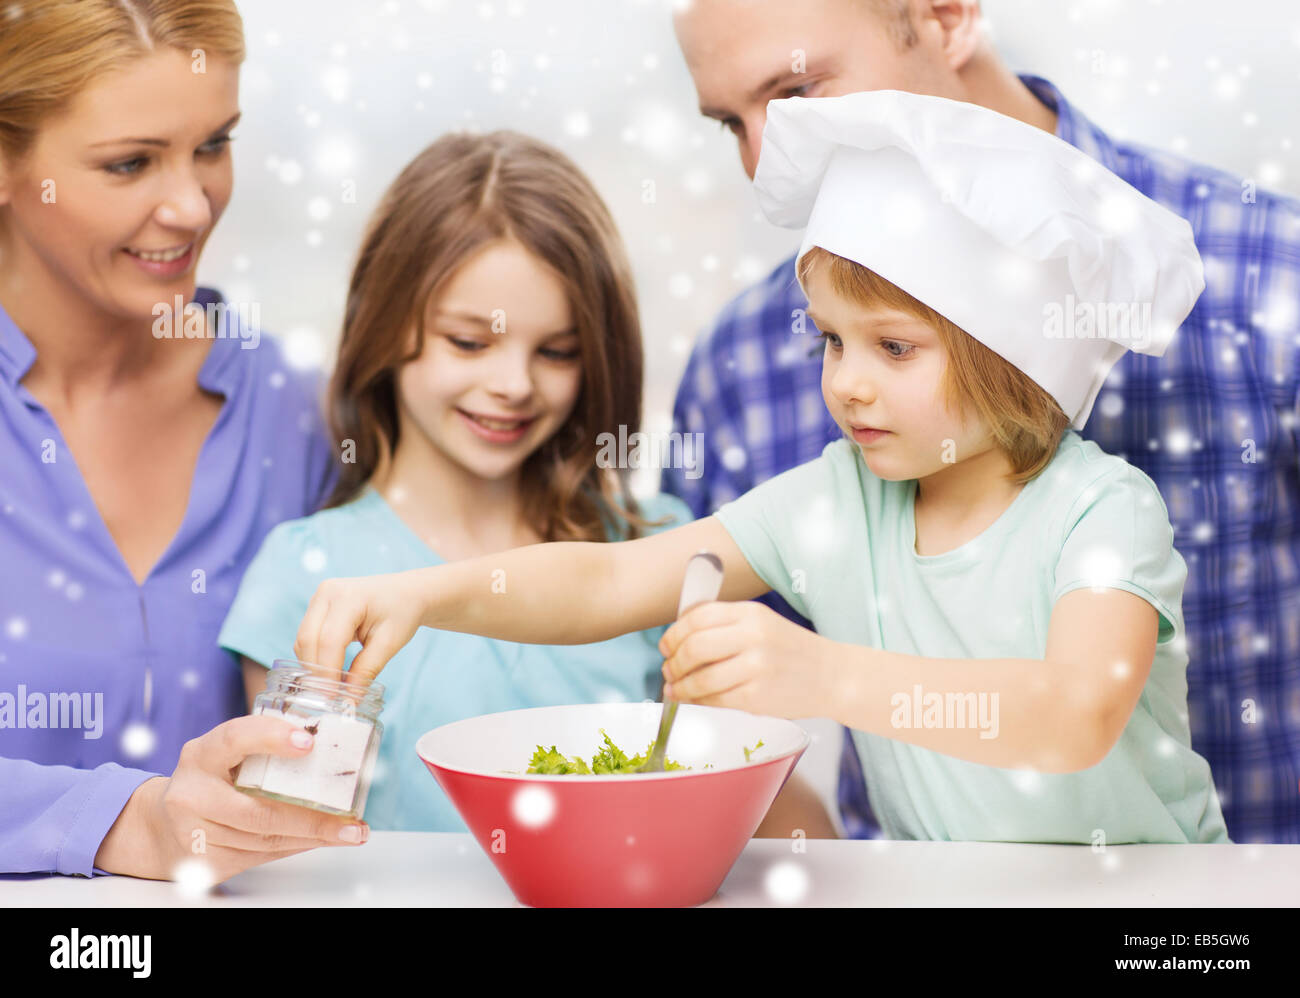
top-left (0, 286), bottom-right (241, 397)
top-left (1018, 73), bottom-right (1125, 174)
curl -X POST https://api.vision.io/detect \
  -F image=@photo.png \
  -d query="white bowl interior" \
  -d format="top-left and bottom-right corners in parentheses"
top-left (416, 702), bottom-right (808, 778)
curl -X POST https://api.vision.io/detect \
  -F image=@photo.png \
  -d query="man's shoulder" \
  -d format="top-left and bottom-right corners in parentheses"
top-left (696, 253), bottom-right (803, 349)
top-left (1116, 137), bottom-right (1300, 221)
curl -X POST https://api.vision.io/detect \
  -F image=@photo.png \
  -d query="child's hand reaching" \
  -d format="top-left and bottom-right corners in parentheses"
top-left (294, 569), bottom-right (434, 685)
top-left (659, 600), bottom-right (839, 718)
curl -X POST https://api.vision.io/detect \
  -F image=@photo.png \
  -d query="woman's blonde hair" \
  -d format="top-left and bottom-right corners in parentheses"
top-left (0, 0), bottom-right (246, 163)
top-left (798, 246), bottom-right (1070, 483)
top-left (324, 130), bottom-right (670, 543)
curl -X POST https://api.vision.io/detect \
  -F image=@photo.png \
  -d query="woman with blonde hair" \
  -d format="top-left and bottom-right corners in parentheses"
top-left (0, 1), bottom-right (364, 880)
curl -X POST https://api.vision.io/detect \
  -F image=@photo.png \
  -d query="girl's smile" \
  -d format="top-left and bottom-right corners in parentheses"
top-left (455, 407), bottom-right (538, 444)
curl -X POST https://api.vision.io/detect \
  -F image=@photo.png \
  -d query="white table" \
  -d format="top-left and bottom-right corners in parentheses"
top-left (4, 833), bottom-right (1297, 906)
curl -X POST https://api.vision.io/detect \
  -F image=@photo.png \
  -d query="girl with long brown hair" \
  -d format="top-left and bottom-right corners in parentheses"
top-left (218, 131), bottom-right (691, 830)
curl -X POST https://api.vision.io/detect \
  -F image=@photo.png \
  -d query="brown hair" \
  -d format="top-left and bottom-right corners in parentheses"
top-left (798, 246), bottom-right (1070, 483)
top-left (859, 0), bottom-right (920, 49)
top-left (324, 130), bottom-right (670, 543)
top-left (0, 0), bottom-right (245, 164)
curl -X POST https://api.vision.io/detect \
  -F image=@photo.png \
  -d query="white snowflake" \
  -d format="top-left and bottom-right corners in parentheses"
top-left (511, 785), bottom-right (556, 828)
top-left (562, 110), bottom-right (591, 139)
top-left (720, 445), bottom-right (747, 472)
top-left (171, 858), bottom-right (217, 899)
top-left (1164, 427), bottom-right (1193, 455)
top-left (668, 273), bottom-right (694, 299)
top-left (277, 160), bottom-right (303, 185)
top-left (763, 860), bottom-right (810, 904)
top-left (121, 722), bottom-right (157, 759)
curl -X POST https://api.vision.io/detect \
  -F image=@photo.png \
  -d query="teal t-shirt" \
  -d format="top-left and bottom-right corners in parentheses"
top-left (713, 431), bottom-right (1229, 844)
top-left (218, 486), bottom-right (692, 831)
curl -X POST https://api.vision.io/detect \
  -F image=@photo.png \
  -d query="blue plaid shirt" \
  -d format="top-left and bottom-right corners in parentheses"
top-left (660, 75), bottom-right (1300, 844)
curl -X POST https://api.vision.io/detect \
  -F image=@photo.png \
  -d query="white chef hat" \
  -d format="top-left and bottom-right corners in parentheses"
top-left (753, 90), bottom-right (1206, 429)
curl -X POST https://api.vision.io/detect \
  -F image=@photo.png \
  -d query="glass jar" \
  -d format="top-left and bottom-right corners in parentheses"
top-left (235, 660), bottom-right (385, 819)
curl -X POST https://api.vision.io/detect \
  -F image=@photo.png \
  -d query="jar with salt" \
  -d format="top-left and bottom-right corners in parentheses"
top-left (235, 660), bottom-right (385, 819)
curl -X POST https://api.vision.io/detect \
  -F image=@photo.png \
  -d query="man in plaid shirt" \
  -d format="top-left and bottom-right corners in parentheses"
top-left (662, 0), bottom-right (1299, 842)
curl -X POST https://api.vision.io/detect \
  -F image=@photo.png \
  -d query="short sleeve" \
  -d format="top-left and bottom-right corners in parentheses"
top-left (711, 452), bottom-right (840, 622)
top-left (1053, 464), bottom-right (1187, 641)
top-left (217, 519), bottom-right (328, 671)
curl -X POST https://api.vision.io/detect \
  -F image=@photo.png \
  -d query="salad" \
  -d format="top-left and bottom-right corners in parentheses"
top-left (525, 730), bottom-right (765, 775)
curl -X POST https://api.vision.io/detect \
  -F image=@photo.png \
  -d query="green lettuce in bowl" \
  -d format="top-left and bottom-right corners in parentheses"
top-left (526, 729), bottom-right (765, 774)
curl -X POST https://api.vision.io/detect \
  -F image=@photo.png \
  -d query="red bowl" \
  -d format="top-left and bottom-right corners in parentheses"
top-left (415, 702), bottom-right (810, 907)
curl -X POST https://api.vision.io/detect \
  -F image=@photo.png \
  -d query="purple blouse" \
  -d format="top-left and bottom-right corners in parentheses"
top-left (0, 288), bottom-right (335, 876)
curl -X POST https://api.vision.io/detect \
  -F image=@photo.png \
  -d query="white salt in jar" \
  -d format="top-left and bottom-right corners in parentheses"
top-left (235, 660), bottom-right (385, 819)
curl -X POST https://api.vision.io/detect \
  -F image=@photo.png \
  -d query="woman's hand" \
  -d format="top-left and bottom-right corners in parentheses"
top-left (94, 715), bottom-right (370, 883)
top-left (294, 569), bottom-right (433, 684)
top-left (659, 600), bottom-right (842, 718)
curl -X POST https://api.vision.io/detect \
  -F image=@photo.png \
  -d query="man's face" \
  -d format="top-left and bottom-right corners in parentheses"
top-left (675, 0), bottom-right (966, 179)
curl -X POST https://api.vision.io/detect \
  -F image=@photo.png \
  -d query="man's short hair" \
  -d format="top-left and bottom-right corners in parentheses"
top-left (866, 0), bottom-right (920, 49)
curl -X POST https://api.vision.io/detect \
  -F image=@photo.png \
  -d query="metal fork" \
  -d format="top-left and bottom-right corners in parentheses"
top-left (638, 550), bottom-right (725, 772)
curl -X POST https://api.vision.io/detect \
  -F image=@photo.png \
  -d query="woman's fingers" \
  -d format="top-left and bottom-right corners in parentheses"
top-left (190, 714), bottom-right (318, 776)
top-left (170, 720), bottom-right (369, 844)
top-left (216, 789), bottom-right (366, 843)
top-left (198, 809), bottom-right (368, 851)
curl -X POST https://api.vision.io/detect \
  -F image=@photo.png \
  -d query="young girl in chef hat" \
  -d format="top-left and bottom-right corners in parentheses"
top-left (290, 93), bottom-right (1229, 844)
top-left (218, 131), bottom-right (692, 832)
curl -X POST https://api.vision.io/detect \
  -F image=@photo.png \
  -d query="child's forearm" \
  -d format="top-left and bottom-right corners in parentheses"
top-left (829, 643), bottom-right (1108, 773)
top-left (414, 540), bottom-right (653, 646)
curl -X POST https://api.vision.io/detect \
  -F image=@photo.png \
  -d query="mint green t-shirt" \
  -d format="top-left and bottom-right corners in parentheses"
top-left (713, 432), bottom-right (1229, 844)
top-left (218, 486), bottom-right (692, 832)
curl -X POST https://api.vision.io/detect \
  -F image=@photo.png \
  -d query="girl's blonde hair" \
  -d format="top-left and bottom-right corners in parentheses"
top-left (0, 0), bottom-right (246, 164)
top-left (324, 130), bottom-right (670, 543)
top-left (798, 246), bottom-right (1070, 483)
